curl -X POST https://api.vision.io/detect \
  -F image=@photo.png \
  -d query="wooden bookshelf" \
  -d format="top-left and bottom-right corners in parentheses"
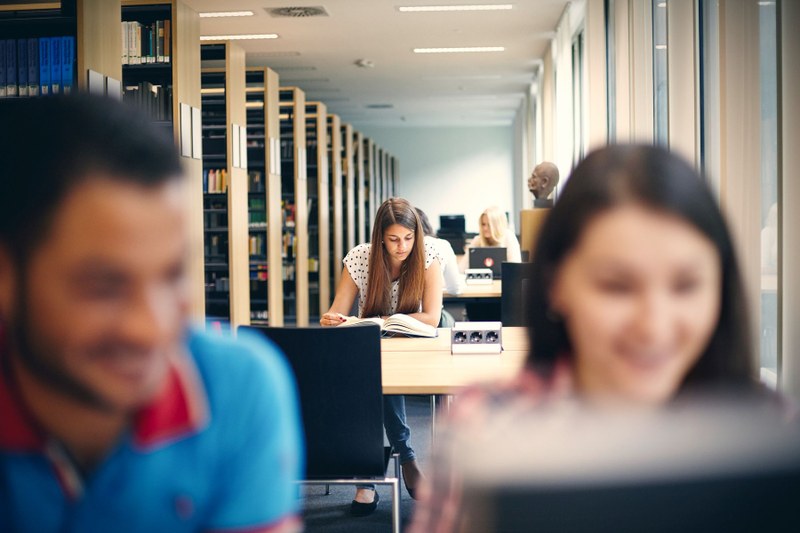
top-left (279, 86), bottom-right (309, 326)
top-left (363, 136), bottom-right (376, 238)
top-left (246, 66), bottom-right (283, 326)
top-left (121, 0), bottom-right (203, 319)
top-left (200, 41), bottom-right (248, 330)
top-left (305, 101), bottom-right (330, 319)
top-left (354, 130), bottom-right (366, 245)
top-left (0, 0), bottom-right (120, 96)
top-left (327, 113), bottom-right (344, 289)
top-left (342, 122), bottom-right (355, 252)
top-left (391, 156), bottom-right (399, 197)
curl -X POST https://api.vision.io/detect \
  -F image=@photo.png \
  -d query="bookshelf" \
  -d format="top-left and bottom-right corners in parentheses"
top-left (363, 136), bottom-right (376, 238)
top-left (391, 156), bottom-right (399, 197)
top-left (279, 86), bottom-right (309, 326)
top-left (121, 0), bottom-right (204, 320)
top-left (0, 0), bottom-right (120, 98)
top-left (245, 66), bottom-right (283, 326)
top-left (354, 130), bottom-right (366, 245)
top-left (327, 113), bottom-right (344, 290)
top-left (305, 101), bottom-right (330, 319)
top-left (342, 122), bottom-right (355, 252)
top-left (200, 41), bottom-right (248, 330)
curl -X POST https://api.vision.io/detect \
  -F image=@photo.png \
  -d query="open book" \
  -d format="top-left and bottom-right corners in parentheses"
top-left (337, 313), bottom-right (438, 338)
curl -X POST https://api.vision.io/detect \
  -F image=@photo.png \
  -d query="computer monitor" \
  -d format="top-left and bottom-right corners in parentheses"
top-left (453, 402), bottom-right (800, 533)
top-left (469, 247), bottom-right (506, 279)
top-left (439, 214), bottom-right (466, 234)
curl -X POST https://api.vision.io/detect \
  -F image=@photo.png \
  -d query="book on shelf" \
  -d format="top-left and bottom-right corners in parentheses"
top-left (337, 313), bottom-right (437, 338)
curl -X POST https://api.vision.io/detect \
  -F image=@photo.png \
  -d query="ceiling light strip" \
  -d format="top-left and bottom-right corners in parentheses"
top-left (399, 4), bottom-right (512, 12)
top-left (413, 46), bottom-right (505, 54)
top-left (200, 34), bottom-right (278, 41)
top-left (199, 11), bottom-right (255, 18)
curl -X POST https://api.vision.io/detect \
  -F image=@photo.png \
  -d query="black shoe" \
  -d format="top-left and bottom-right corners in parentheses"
top-left (350, 490), bottom-right (379, 517)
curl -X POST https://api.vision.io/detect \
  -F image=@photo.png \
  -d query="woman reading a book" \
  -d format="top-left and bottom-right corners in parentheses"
top-left (321, 197), bottom-right (443, 516)
top-left (410, 145), bottom-right (785, 532)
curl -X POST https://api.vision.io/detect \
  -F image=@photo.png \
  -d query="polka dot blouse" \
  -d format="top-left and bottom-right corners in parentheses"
top-left (343, 241), bottom-right (437, 317)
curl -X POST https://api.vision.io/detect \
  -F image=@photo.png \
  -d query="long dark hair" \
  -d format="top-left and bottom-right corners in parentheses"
top-left (527, 145), bottom-right (754, 392)
top-left (362, 198), bottom-right (425, 317)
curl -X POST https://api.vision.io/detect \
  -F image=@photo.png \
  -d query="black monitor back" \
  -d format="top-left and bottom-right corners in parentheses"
top-left (241, 324), bottom-right (386, 479)
top-left (501, 261), bottom-right (532, 326)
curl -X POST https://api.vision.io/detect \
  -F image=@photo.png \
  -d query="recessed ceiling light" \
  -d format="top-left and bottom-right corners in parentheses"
top-left (413, 46), bottom-right (505, 54)
top-left (199, 11), bottom-right (255, 18)
top-left (398, 4), bottom-right (512, 12)
top-left (200, 34), bottom-right (278, 41)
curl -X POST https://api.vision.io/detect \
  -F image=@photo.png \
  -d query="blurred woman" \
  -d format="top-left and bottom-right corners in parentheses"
top-left (322, 197), bottom-right (442, 516)
top-left (410, 144), bottom-right (767, 532)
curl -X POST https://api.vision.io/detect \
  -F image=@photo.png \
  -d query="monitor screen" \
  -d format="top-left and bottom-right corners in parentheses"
top-left (439, 214), bottom-right (466, 233)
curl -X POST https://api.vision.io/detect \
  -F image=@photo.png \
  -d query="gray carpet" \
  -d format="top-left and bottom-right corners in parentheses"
top-left (300, 395), bottom-right (433, 532)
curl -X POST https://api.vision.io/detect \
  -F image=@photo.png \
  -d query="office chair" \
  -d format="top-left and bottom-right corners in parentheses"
top-left (240, 324), bottom-right (401, 532)
top-left (500, 261), bottom-right (533, 327)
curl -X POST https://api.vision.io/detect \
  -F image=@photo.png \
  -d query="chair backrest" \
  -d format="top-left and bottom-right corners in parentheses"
top-left (240, 324), bottom-right (386, 479)
top-left (501, 261), bottom-right (532, 326)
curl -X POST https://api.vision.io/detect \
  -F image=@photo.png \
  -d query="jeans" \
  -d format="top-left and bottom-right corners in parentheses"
top-left (356, 395), bottom-right (415, 490)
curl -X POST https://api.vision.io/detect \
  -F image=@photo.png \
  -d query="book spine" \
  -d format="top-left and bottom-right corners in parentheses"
top-left (6, 39), bottom-right (17, 97)
top-left (17, 39), bottom-right (28, 97)
top-left (39, 38), bottom-right (50, 95)
top-left (134, 23), bottom-right (141, 65)
top-left (156, 20), bottom-right (164, 63)
top-left (0, 40), bottom-right (6, 98)
top-left (163, 19), bottom-right (171, 63)
top-left (49, 36), bottom-right (61, 94)
top-left (121, 21), bottom-right (128, 65)
top-left (61, 36), bottom-right (74, 94)
top-left (27, 38), bottom-right (38, 96)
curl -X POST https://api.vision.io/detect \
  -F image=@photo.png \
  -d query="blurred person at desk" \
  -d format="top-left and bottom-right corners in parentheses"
top-left (321, 198), bottom-right (443, 516)
top-left (0, 96), bottom-right (303, 533)
top-left (410, 145), bottom-right (791, 532)
top-left (416, 207), bottom-right (464, 297)
top-left (461, 205), bottom-right (522, 268)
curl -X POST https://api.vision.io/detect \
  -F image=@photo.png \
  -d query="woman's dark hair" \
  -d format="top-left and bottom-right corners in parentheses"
top-left (527, 145), bottom-right (754, 392)
top-left (415, 208), bottom-right (435, 237)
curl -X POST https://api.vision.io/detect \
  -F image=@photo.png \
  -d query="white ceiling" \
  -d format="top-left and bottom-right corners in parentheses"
top-left (185, 0), bottom-right (569, 128)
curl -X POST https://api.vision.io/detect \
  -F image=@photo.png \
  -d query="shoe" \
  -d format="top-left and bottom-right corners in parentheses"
top-left (402, 460), bottom-right (423, 500)
top-left (350, 490), bottom-right (379, 517)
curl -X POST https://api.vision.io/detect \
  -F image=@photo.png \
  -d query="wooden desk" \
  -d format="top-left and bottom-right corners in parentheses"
top-left (380, 327), bottom-right (528, 395)
top-left (444, 279), bottom-right (501, 299)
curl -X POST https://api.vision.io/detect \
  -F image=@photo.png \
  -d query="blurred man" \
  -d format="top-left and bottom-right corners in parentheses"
top-left (0, 96), bottom-right (303, 532)
top-left (528, 161), bottom-right (560, 208)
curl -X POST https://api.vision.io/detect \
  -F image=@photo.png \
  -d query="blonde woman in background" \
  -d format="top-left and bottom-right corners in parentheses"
top-left (466, 206), bottom-right (522, 263)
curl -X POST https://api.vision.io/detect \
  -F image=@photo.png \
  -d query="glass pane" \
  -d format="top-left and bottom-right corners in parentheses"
top-left (758, 1), bottom-right (778, 385)
top-left (653, 0), bottom-right (668, 144)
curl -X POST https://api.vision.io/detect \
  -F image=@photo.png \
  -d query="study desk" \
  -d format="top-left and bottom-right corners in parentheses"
top-left (443, 279), bottom-right (502, 301)
top-left (380, 326), bottom-right (528, 395)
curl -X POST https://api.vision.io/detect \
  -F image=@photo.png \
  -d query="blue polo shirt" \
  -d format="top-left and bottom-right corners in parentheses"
top-left (0, 328), bottom-right (304, 532)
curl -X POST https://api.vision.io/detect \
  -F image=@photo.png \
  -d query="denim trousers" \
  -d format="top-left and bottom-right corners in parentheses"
top-left (356, 394), bottom-right (415, 490)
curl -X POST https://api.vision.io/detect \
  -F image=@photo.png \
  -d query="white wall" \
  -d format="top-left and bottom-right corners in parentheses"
top-left (356, 125), bottom-right (516, 236)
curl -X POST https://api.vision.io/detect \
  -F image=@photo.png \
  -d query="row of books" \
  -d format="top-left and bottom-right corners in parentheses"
top-left (249, 234), bottom-right (266, 257)
top-left (248, 170), bottom-right (265, 193)
top-left (203, 168), bottom-right (229, 194)
top-left (122, 82), bottom-right (172, 121)
top-left (279, 138), bottom-right (319, 159)
top-left (0, 37), bottom-right (74, 98)
top-left (122, 20), bottom-right (171, 65)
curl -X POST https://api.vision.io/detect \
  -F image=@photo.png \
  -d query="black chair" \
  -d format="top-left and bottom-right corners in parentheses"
top-left (240, 324), bottom-right (401, 532)
top-left (501, 261), bottom-right (533, 326)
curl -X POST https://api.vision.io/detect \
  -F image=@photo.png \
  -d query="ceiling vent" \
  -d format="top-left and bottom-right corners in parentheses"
top-left (265, 6), bottom-right (329, 18)
top-left (365, 104), bottom-right (394, 109)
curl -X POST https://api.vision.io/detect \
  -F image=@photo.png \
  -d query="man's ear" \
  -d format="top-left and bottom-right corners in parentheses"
top-left (0, 245), bottom-right (16, 319)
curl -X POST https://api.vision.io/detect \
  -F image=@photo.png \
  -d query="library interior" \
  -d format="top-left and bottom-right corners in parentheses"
top-left (1, 1), bottom-right (799, 532)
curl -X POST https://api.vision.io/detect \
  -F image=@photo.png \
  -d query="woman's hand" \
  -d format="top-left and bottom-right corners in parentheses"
top-left (320, 312), bottom-right (348, 327)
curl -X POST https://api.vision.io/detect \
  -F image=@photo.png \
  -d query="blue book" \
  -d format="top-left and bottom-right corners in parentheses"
top-left (17, 39), bottom-right (28, 97)
top-left (50, 36), bottom-right (61, 94)
top-left (39, 38), bottom-right (50, 95)
top-left (6, 39), bottom-right (16, 97)
top-left (27, 38), bottom-right (38, 96)
top-left (0, 40), bottom-right (6, 97)
top-left (61, 36), bottom-right (74, 94)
